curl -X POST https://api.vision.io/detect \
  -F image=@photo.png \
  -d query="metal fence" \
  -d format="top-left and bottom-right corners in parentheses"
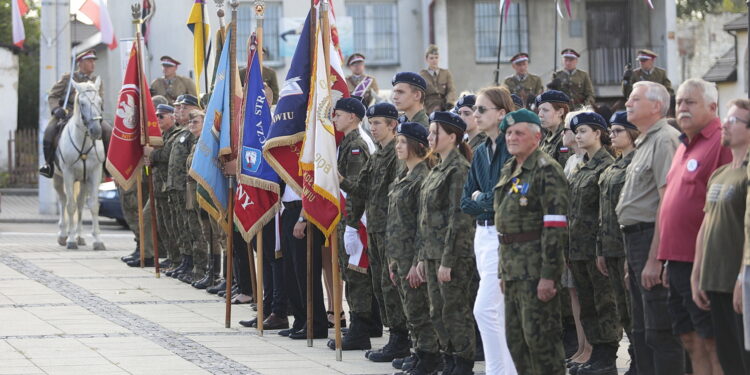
top-left (7, 129), bottom-right (38, 187)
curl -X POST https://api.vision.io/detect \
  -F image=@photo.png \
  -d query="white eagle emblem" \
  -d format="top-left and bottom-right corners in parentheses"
top-left (116, 94), bottom-right (137, 130)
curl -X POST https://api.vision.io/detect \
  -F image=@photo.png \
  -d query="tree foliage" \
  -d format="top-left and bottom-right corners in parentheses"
top-left (678, 0), bottom-right (747, 19)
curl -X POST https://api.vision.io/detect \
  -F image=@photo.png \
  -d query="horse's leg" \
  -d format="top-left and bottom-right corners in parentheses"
top-left (63, 172), bottom-right (79, 250)
top-left (75, 181), bottom-right (86, 246)
top-left (88, 166), bottom-right (105, 251)
top-left (53, 174), bottom-right (67, 246)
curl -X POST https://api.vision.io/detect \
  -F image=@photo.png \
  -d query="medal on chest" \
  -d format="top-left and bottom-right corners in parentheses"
top-left (509, 177), bottom-right (530, 206)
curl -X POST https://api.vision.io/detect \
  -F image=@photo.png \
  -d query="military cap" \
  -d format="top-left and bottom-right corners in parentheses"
top-left (335, 97), bottom-right (366, 119)
top-left (392, 72), bottom-right (427, 92)
top-left (397, 121), bottom-right (429, 146)
top-left (367, 102), bottom-right (399, 120)
top-left (500, 108), bottom-right (541, 133)
top-left (174, 94), bottom-right (185, 105)
top-left (570, 111), bottom-right (608, 132)
top-left (347, 53), bottom-right (365, 66)
top-left (510, 52), bottom-right (529, 64)
top-left (609, 111), bottom-right (637, 130)
top-left (511, 94), bottom-right (524, 109)
top-left (76, 49), bottom-right (97, 62)
top-left (537, 90), bottom-right (570, 105)
top-left (425, 44), bottom-right (439, 56)
top-left (430, 111), bottom-right (466, 132)
top-left (637, 49), bottom-right (658, 61)
top-left (455, 95), bottom-right (476, 110)
top-left (180, 94), bottom-right (199, 107)
top-left (156, 104), bottom-right (175, 114)
top-left (561, 48), bottom-right (580, 59)
top-left (160, 56), bottom-right (181, 66)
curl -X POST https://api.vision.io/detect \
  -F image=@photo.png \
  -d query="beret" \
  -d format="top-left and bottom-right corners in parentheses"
top-left (561, 48), bottom-right (580, 58)
top-left (430, 111), bottom-right (466, 132)
top-left (511, 94), bottom-right (524, 109)
top-left (609, 111), bottom-right (637, 130)
top-left (397, 122), bottom-right (429, 146)
top-left (156, 104), bottom-right (175, 114)
top-left (392, 72), bottom-right (427, 92)
top-left (510, 52), bottom-right (529, 64)
top-left (160, 55), bottom-right (181, 66)
top-left (367, 102), bottom-right (399, 120)
top-left (334, 97), bottom-right (366, 119)
top-left (454, 95), bottom-right (476, 110)
top-left (76, 49), bottom-right (97, 62)
top-left (179, 94), bottom-right (199, 107)
top-left (500, 109), bottom-right (541, 133)
top-left (570, 112), bottom-right (608, 132)
top-left (537, 90), bottom-right (570, 105)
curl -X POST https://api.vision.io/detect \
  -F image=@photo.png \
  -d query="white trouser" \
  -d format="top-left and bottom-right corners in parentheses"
top-left (473, 224), bottom-right (517, 375)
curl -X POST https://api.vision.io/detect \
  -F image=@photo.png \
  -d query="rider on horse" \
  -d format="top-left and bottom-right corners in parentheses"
top-left (40, 49), bottom-right (108, 178)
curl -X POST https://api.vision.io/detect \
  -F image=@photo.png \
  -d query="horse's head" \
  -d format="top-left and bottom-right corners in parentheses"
top-left (72, 77), bottom-right (103, 140)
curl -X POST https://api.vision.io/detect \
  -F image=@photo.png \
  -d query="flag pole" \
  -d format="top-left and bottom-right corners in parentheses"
top-left (493, 3), bottom-right (506, 86)
top-left (306, 0), bottom-right (317, 348)
top-left (131, 5), bottom-right (146, 269)
top-left (254, 0), bottom-right (266, 337)
top-left (201, 0), bottom-right (210, 95)
top-left (553, 0), bottom-right (559, 72)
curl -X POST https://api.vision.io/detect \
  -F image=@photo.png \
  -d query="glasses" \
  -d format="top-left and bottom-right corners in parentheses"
top-left (472, 105), bottom-right (500, 114)
top-left (609, 128), bottom-right (626, 136)
top-left (724, 116), bottom-right (749, 125)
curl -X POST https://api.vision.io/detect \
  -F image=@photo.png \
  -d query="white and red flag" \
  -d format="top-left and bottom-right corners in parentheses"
top-left (78, 0), bottom-right (118, 50)
top-left (12, 0), bottom-right (29, 48)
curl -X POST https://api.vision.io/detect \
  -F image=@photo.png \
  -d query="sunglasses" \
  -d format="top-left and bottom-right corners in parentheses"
top-left (472, 105), bottom-right (500, 114)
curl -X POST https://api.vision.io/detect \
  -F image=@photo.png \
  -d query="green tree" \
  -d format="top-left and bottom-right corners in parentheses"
top-left (678, 0), bottom-right (747, 19)
top-left (0, 0), bottom-right (40, 130)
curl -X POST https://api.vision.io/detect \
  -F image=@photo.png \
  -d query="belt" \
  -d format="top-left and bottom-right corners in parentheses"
top-left (498, 230), bottom-right (541, 245)
top-left (476, 219), bottom-right (494, 226)
top-left (620, 222), bottom-right (655, 234)
top-left (282, 200), bottom-right (302, 210)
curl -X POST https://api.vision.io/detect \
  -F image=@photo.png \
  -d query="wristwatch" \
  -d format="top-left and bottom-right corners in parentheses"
top-left (298, 216), bottom-right (306, 223)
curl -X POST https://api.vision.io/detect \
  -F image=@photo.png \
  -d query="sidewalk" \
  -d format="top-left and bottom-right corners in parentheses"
top-left (0, 189), bottom-right (105, 225)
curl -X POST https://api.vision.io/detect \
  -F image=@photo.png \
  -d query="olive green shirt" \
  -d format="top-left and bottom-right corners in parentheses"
top-left (338, 129), bottom-right (371, 228)
top-left (150, 75), bottom-right (197, 104)
top-left (598, 151), bottom-right (635, 257)
top-left (502, 73), bottom-right (544, 107)
top-left (387, 161), bottom-right (430, 264)
top-left (551, 69), bottom-right (595, 108)
top-left (622, 66), bottom-right (674, 98)
top-left (468, 133), bottom-right (488, 152)
top-left (166, 129), bottom-right (194, 192)
top-left (150, 125), bottom-right (181, 195)
top-left (419, 68), bottom-right (456, 113)
top-left (404, 109), bottom-right (430, 128)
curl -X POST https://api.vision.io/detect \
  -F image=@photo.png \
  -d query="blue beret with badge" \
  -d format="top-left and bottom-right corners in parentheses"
top-left (367, 102), bottom-right (399, 120)
top-left (511, 94), bottom-right (524, 109)
top-left (397, 122), bottom-right (429, 146)
top-left (537, 90), bottom-right (570, 105)
top-left (335, 97), bottom-right (366, 119)
top-left (391, 72), bottom-right (427, 92)
top-left (454, 95), bottom-right (476, 110)
top-left (570, 111), bottom-right (608, 132)
top-left (430, 111), bottom-right (467, 132)
top-left (609, 111), bottom-right (637, 130)
top-left (500, 108), bottom-right (541, 133)
top-left (180, 94), bottom-right (200, 107)
top-left (156, 104), bottom-right (175, 113)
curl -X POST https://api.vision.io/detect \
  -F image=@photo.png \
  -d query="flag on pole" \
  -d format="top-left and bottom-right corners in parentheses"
top-left (499, 0), bottom-right (512, 21)
top-left (12, 0), bottom-right (28, 48)
top-left (78, 0), bottom-right (118, 50)
top-left (645, 0), bottom-right (654, 9)
top-left (187, 0), bottom-right (211, 95)
top-left (234, 41), bottom-right (281, 242)
top-left (141, 0), bottom-right (153, 47)
top-left (189, 29), bottom-right (232, 225)
top-left (106, 44), bottom-right (162, 190)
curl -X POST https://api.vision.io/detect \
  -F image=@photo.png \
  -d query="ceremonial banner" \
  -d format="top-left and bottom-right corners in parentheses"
top-left (106, 44), bottom-right (162, 191)
top-left (12, 0), bottom-right (28, 48)
top-left (187, 0), bottom-right (210, 94)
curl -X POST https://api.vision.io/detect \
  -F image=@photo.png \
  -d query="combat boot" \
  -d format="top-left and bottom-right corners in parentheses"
top-left (171, 255), bottom-right (193, 278)
top-left (367, 329), bottom-right (410, 362)
top-left (396, 353), bottom-right (417, 371)
top-left (121, 246), bottom-right (140, 262)
top-left (397, 351), bottom-right (440, 375)
top-left (207, 279), bottom-right (226, 294)
top-left (578, 344), bottom-right (618, 375)
top-left (441, 353), bottom-right (456, 375)
top-left (450, 356), bottom-right (474, 375)
top-left (166, 256), bottom-right (187, 277)
top-left (327, 313), bottom-right (371, 350)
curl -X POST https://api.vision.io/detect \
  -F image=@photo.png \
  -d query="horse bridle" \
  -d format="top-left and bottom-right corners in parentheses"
top-left (58, 88), bottom-right (102, 183)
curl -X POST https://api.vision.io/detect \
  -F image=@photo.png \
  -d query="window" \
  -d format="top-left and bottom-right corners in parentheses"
top-left (237, 2), bottom-right (282, 66)
top-left (475, 0), bottom-right (528, 63)
top-left (346, 2), bottom-right (399, 65)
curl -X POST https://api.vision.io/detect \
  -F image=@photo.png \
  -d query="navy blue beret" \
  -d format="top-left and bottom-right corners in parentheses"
top-left (397, 121), bottom-right (429, 146)
top-left (609, 111), bottom-right (637, 130)
top-left (156, 104), bottom-right (174, 113)
top-left (367, 102), bottom-right (399, 120)
top-left (335, 98), bottom-right (366, 119)
top-left (391, 72), bottom-right (427, 92)
top-left (571, 112), bottom-right (608, 132)
top-left (537, 90), bottom-right (570, 105)
top-left (430, 111), bottom-right (466, 132)
top-left (511, 94), bottom-right (523, 109)
top-left (179, 94), bottom-right (199, 107)
top-left (455, 95), bottom-right (476, 110)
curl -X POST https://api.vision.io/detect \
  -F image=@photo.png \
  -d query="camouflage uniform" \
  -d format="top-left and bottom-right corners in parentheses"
top-left (337, 129), bottom-right (372, 315)
top-left (186, 140), bottom-right (208, 278)
top-left (239, 66), bottom-right (280, 104)
top-left (403, 109), bottom-right (430, 128)
top-left (540, 127), bottom-right (571, 169)
top-left (117, 176), bottom-right (146, 249)
top-left (502, 74), bottom-right (544, 108)
top-left (388, 161), bottom-right (439, 354)
top-left (418, 149), bottom-right (476, 362)
top-left (150, 75), bottom-right (197, 104)
top-left (551, 69), bottom-right (595, 108)
top-left (342, 138), bottom-right (405, 332)
top-left (149, 125), bottom-right (182, 262)
top-left (598, 151), bottom-right (635, 334)
top-left (419, 69), bottom-right (456, 113)
top-left (568, 147), bottom-right (620, 348)
top-left (494, 148), bottom-right (568, 375)
top-left (467, 133), bottom-right (488, 152)
top-left (346, 74), bottom-right (380, 106)
top-left (166, 128), bottom-right (195, 261)
top-left (622, 66), bottom-right (673, 98)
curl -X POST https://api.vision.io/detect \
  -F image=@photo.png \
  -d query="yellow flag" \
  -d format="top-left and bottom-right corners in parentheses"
top-left (186, 0), bottom-right (210, 95)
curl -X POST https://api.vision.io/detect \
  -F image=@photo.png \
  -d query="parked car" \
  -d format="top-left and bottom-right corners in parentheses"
top-left (98, 180), bottom-right (127, 227)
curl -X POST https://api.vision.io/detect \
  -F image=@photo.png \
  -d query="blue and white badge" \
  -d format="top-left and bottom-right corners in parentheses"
top-left (687, 159), bottom-right (698, 172)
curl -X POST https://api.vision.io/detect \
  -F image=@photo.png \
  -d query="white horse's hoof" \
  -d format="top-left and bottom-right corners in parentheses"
top-left (77, 237), bottom-right (86, 246)
top-left (66, 242), bottom-right (78, 250)
top-left (93, 242), bottom-right (106, 251)
top-left (57, 236), bottom-right (67, 246)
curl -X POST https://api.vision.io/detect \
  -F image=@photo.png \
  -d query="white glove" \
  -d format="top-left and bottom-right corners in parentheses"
top-left (344, 226), bottom-right (362, 256)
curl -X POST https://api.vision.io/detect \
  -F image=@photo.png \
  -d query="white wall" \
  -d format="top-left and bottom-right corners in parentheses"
top-left (716, 31), bottom-right (748, 119)
top-left (0, 48), bottom-right (19, 172)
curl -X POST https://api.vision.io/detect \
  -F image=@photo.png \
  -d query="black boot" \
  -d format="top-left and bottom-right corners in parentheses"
top-left (193, 255), bottom-right (217, 289)
top-left (121, 246), bottom-right (140, 262)
top-left (578, 344), bottom-right (618, 375)
top-left (207, 279), bottom-right (226, 294)
top-left (367, 329), bottom-right (410, 362)
top-left (171, 255), bottom-right (193, 278)
top-left (451, 356), bottom-right (474, 375)
top-left (442, 353), bottom-right (456, 375)
top-left (165, 256), bottom-right (186, 277)
top-left (328, 313), bottom-right (372, 350)
top-left (39, 143), bottom-right (55, 178)
top-left (398, 351), bottom-right (440, 375)
top-left (395, 352), bottom-right (417, 371)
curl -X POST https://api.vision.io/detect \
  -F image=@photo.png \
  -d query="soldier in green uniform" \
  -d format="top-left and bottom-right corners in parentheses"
top-left (566, 112), bottom-right (618, 375)
top-left (346, 53), bottom-right (379, 106)
top-left (325, 98), bottom-right (373, 351)
top-left (239, 48), bottom-right (279, 105)
top-left (40, 50), bottom-right (105, 178)
top-left (494, 108), bottom-right (568, 375)
top-left (454, 95), bottom-right (487, 151)
top-left (502, 53), bottom-right (544, 109)
top-left (392, 72), bottom-right (429, 127)
top-left (341, 103), bottom-right (410, 363)
top-left (417, 111), bottom-right (476, 374)
top-left (550, 49), bottom-right (595, 108)
top-left (622, 49), bottom-right (674, 99)
top-left (419, 45), bottom-right (456, 113)
top-left (597, 111), bottom-right (639, 375)
top-left (150, 56), bottom-right (198, 105)
top-left (537, 90), bottom-right (572, 168)
top-left (183, 110), bottom-right (208, 283)
top-left (119, 173), bottom-right (147, 263)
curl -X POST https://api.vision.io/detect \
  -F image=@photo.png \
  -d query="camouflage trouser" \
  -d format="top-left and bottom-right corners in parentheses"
top-left (156, 195), bottom-right (180, 262)
top-left (605, 256), bottom-right (632, 334)
top-left (505, 280), bottom-right (565, 375)
top-left (425, 258), bottom-right (476, 361)
top-left (393, 256), bottom-right (438, 354)
top-left (369, 232), bottom-right (407, 332)
top-left (209, 216), bottom-right (226, 256)
top-left (337, 225), bottom-right (372, 315)
top-left (569, 259), bottom-right (621, 345)
top-left (167, 191), bottom-right (190, 256)
top-left (118, 184), bottom-right (143, 245)
top-left (187, 207), bottom-right (208, 277)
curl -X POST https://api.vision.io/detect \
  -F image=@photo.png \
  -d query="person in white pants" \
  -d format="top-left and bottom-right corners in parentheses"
top-left (460, 87), bottom-right (517, 374)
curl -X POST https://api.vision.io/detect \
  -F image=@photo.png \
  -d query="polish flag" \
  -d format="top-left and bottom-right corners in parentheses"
top-left (79, 0), bottom-right (118, 50)
top-left (543, 215), bottom-right (568, 228)
top-left (12, 0), bottom-right (29, 48)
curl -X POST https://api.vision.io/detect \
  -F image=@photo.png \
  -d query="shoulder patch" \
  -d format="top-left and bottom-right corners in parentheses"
top-left (538, 157), bottom-right (549, 167)
top-left (351, 148), bottom-right (361, 155)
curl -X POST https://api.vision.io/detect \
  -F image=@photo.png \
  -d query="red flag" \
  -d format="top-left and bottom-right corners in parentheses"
top-left (105, 44), bottom-right (162, 191)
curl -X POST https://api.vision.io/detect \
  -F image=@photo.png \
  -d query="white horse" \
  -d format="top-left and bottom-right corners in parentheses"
top-left (52, 78), bottom-right (107, 250)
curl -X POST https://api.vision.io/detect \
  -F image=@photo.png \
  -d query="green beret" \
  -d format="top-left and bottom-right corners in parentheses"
top-left (500, 108), bottom-right (541, 133)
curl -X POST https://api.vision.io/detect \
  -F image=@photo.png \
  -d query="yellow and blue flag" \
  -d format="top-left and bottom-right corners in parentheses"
top-left (186, 0), bottom-right (210, 94)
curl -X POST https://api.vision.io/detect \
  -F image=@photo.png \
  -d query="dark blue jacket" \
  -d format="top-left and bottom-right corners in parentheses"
top-left (461, 134), bottom-right (511, 221)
